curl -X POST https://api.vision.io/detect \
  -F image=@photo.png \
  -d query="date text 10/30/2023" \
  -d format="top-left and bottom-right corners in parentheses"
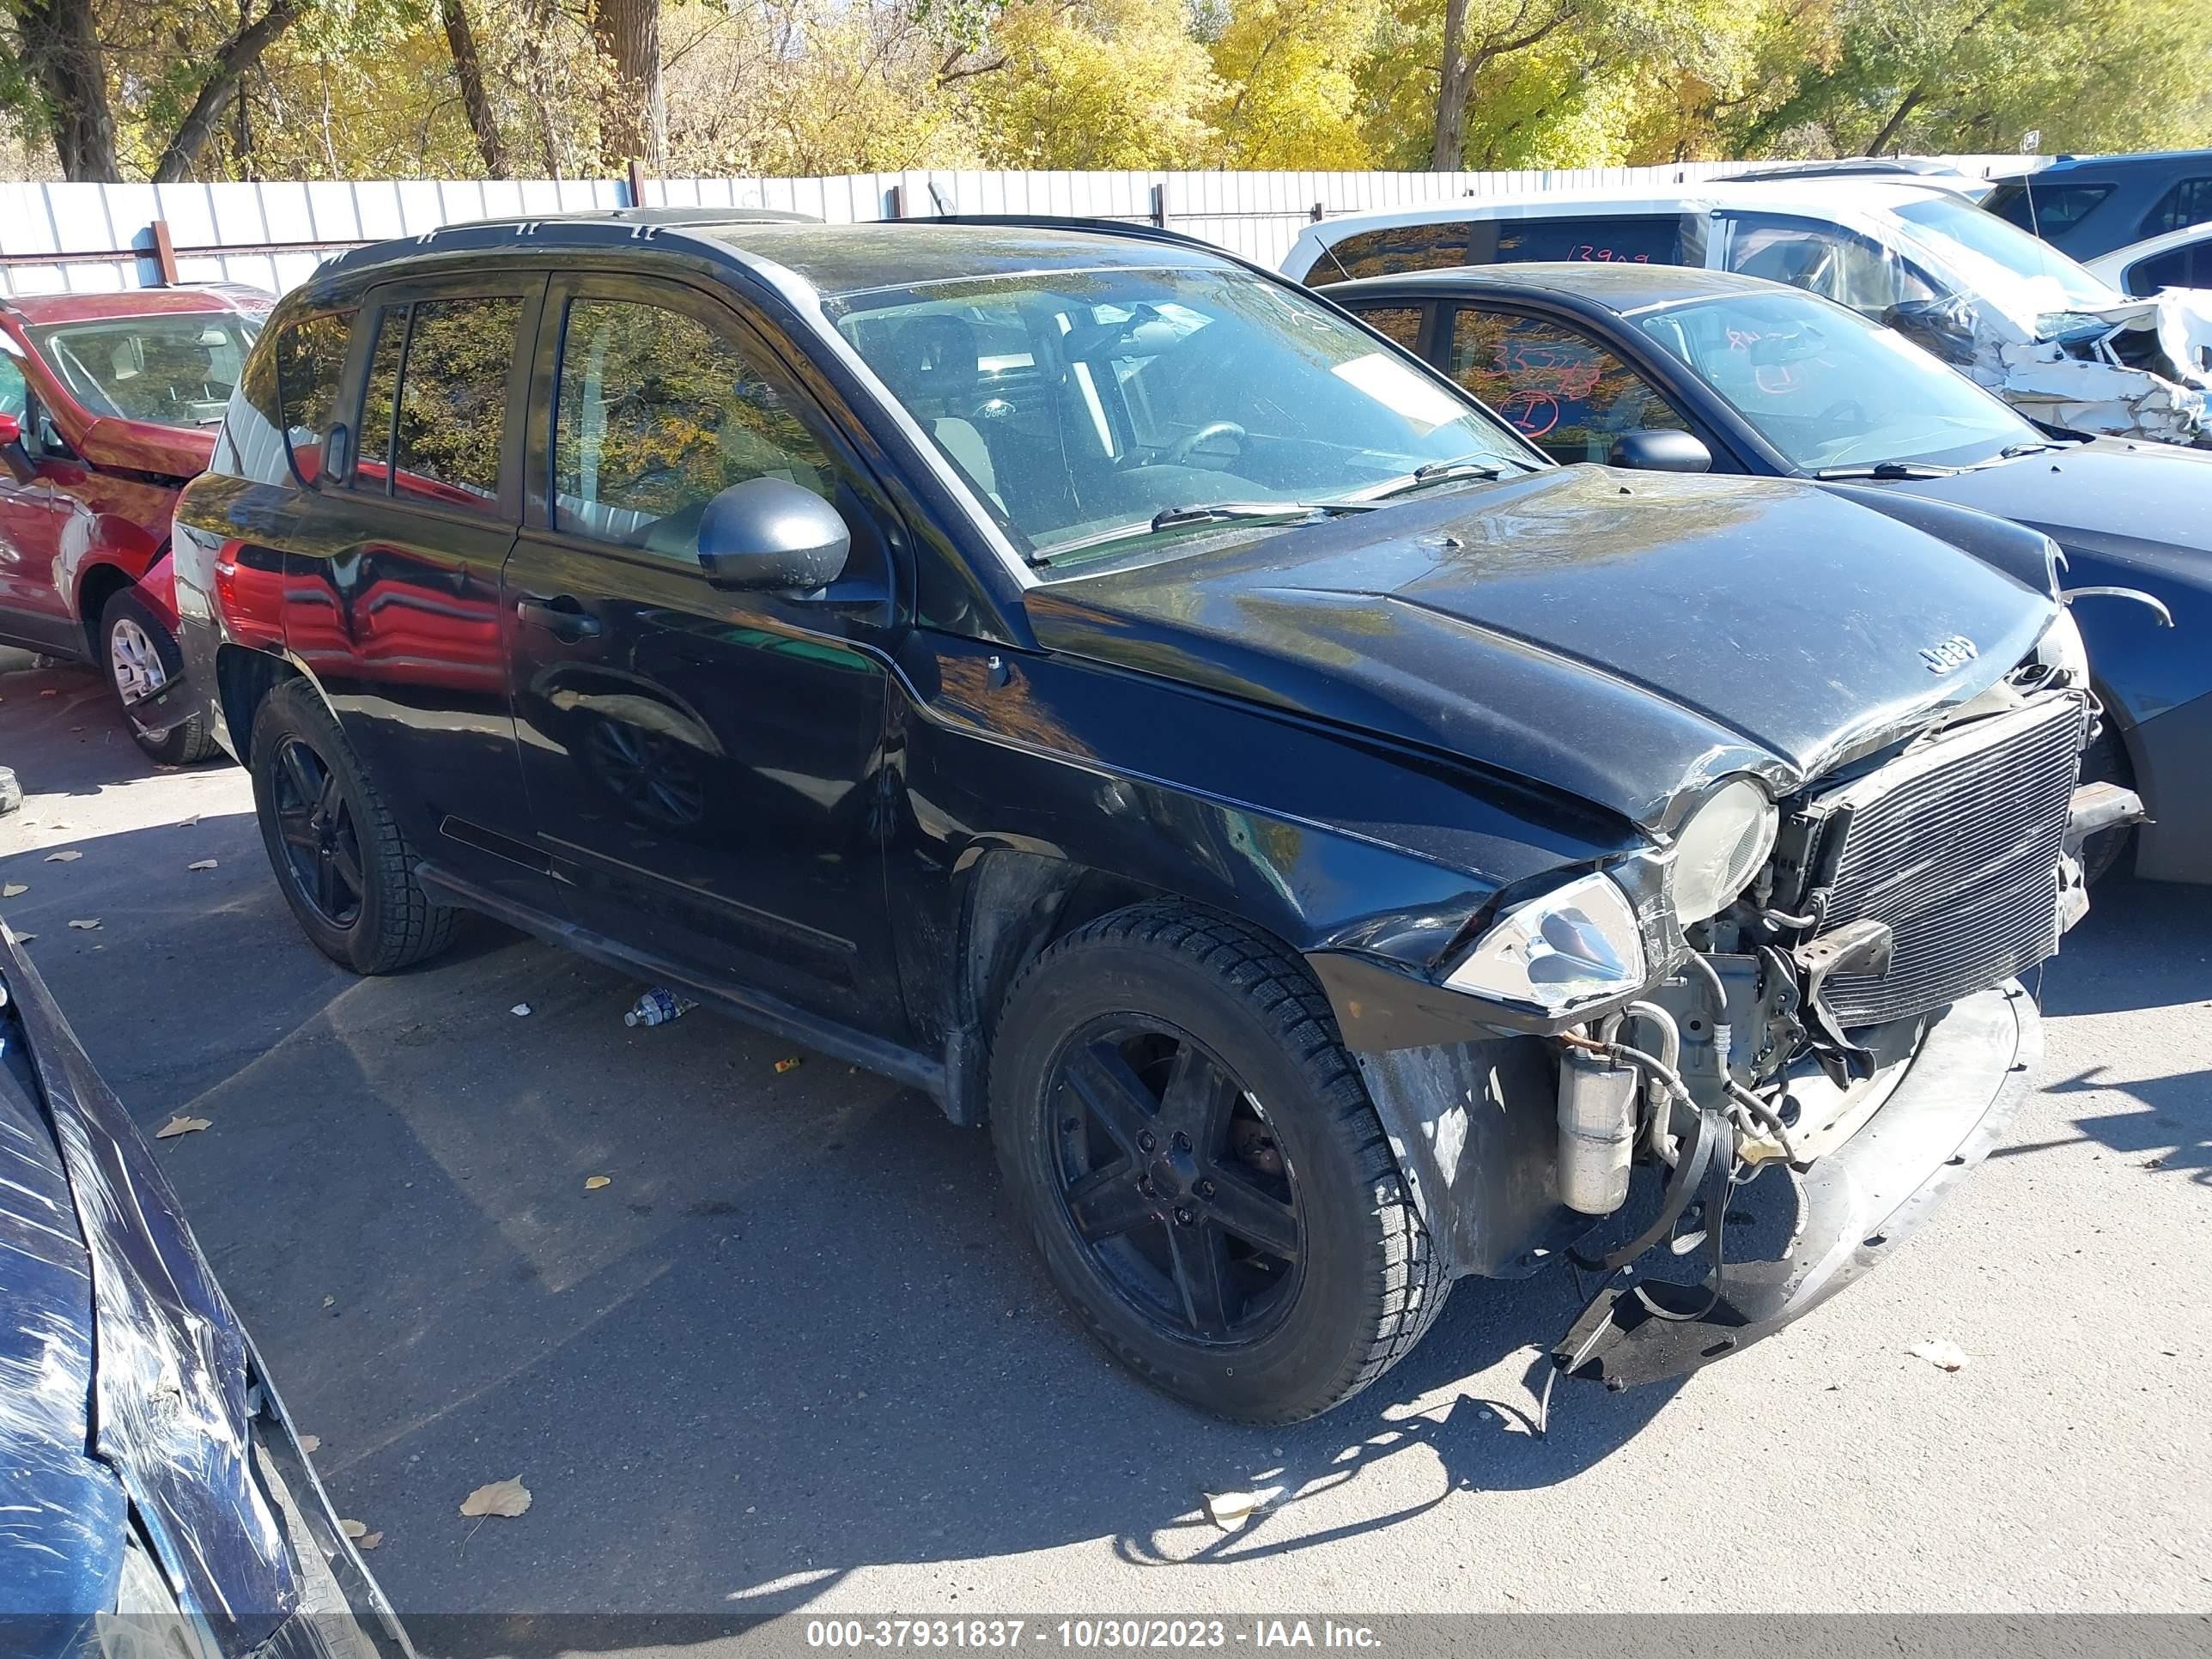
top-left (804, 1620), bottom-right (1382, 1650)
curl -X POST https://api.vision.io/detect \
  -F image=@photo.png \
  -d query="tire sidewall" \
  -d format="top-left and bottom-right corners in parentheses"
top-left (993, 932), bottom-right (1392, 1420)
top-left (249, 684), bottom-right (388, 973)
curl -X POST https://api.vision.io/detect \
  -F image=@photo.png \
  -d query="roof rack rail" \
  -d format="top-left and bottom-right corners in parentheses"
top-left (449, 205), bottom-right (818, 229)
top-left (915, 214), bottom-right (1225, 257)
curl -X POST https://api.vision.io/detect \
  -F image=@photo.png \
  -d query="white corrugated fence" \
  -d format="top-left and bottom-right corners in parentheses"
top-left (0, 156), bottom-right (2045, 298)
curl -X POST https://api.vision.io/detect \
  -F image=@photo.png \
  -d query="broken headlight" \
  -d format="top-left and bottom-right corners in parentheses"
top-left (1669, 777), bottom-right (1778, 924)
top-left (1443, 872), bottom-right (1647, 1014)
top-left (2033, 606), bottom-right (2089, 689)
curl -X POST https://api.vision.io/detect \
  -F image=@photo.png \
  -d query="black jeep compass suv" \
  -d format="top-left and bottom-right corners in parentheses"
top-left (171, 212), bottom-right (2124, 1421)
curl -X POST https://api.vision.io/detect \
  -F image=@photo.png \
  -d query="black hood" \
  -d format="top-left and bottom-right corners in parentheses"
top-left (1029, 466), bottom-right (2057, 828)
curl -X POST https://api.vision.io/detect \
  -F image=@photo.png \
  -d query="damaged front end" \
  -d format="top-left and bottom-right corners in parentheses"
top-left (1887, 289), bottom-right (2212, 447)
top-left (1332, 620), bottom-right (2142, 1396)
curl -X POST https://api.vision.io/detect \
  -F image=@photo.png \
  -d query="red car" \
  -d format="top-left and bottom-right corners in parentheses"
top-left (0, 285), bottom-right (268, 762)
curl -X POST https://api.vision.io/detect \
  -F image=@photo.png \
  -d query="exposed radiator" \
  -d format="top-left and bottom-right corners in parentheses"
top-left (1794, 694), bottom-right (2087, 1029)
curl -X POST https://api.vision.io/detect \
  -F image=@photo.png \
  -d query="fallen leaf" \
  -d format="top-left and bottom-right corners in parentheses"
top-left (38, 688), bottom-right (57, 698)
top-left (45, 850), bottom-right (80, 863)
top-left (356, 1531), bottom-right (382, 1550)
top-left (1203, 1490), bottom-right (1263, 1531)
top-left (67, 918), bottom-right (100, 930)
top-left (459, 1478), bottom-right (532, 1518)
top-left (774, 1055), bottom-right (802, 1074)
top-left (584, 1175), bottom-right (611, 1190)
top-left (155, 1115), bottom-right (210, 1139)
top-left (1908, 1340), bottom-right (1969, 1373)
top-left (3, 883), bottom-right (24, 896)
top-left (511, 1003), bottom-right (532, 1017)
top-left (299, 1434), bottom-right (321, 1454)
top-left (186, 859), bottom-right (218, 872)
top-left (340, 1519), bottom-right (368, 1540)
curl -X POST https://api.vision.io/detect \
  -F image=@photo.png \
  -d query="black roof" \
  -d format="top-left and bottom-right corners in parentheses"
top-left (1324, 260), bottom-right (1780, 314)
top-left (314, 215), bottom-right (1236, 297)
top-left (2021, 149), bottom-right (2212, 176)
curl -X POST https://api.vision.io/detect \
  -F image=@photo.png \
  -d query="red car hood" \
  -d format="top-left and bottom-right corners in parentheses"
top-left (76, 416), bottom-right (216, 480)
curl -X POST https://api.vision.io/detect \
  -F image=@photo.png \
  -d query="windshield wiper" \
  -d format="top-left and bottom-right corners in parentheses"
top-left (1148, 499), bottom-right (1382, 532)
top-left (1368, 453), bottom-right (1534, 501)
top-left (1811, 460), bottom-right (1962, 480)
top-left (1029, 499), bottom-right (1379, 565)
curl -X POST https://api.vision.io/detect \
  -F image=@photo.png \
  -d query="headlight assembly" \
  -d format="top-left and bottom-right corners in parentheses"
top-left (1669, 777), bottom-right (1778, 924)
top-left (2034, 606), bottom-right (2089, 689)
top-left (1443, 871), bottom-right (1647, 1014)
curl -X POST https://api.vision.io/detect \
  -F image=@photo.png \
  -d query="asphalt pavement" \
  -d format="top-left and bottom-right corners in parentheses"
top-left (2, 659), bottom-right (2207, 1626)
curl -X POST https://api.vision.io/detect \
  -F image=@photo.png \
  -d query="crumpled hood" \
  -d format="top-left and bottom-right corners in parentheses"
top-left (0, 925), bottom-right (297, 1651)
top-left (1030, 467), bottom-right (2057, 828)
top-left (1900, 284), bottom-right (2212, 445)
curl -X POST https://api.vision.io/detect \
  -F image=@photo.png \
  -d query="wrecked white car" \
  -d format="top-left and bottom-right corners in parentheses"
top-left (1283, 179), bottom-right (2212, 445)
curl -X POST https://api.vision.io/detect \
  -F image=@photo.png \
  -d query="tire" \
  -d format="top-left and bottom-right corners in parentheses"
top-left (248, 678), bottom-right (459, 975)
top-left (990, 902), bottom-right (1448, 1423)
top-left (2079, 723), bottom-right (2135, 886)
top-left (101, 587), bottom-right (217, 765)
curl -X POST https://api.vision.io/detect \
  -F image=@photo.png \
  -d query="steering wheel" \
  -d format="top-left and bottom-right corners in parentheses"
top-left (1165, 421), bottom-right (1246, 467)
top-left (1817, 399), bottom-right (1869, 430)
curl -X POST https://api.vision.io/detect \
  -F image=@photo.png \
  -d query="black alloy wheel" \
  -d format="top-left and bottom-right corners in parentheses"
top-left (270, 734), bottom-right (365, 927)
top-left (1049, 1019), bottom-right (1303, 1344)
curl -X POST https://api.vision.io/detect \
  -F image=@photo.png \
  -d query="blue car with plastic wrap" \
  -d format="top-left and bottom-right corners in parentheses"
top-left (0, 923), bottom-right (411, 1659)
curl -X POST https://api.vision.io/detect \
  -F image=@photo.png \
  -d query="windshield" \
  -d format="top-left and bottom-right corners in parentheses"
top-left (1635, 288), bottom-right (2039, 471)
top-left (30, 312), bottom-right (260, 429)
top-left (1887, 194), bottom-right (2119, 316)
top-left (830, 264), bottom-right (1534, 568)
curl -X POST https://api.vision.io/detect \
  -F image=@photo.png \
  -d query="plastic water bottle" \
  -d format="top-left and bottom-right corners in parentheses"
top-left (623, 988), bottom-right (696, 1027)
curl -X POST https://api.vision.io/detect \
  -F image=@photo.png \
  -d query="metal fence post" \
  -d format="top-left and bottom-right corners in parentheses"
top-left (1151, 181), bottom-right (1169, 228)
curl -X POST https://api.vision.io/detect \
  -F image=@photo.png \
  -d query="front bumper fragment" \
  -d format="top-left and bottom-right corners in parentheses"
top-left (1553, 980), bottom-right (2040, 1389)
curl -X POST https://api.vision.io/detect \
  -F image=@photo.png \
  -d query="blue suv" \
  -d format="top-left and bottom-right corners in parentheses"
top-left (1985, 151), bottom-right (2212, 260)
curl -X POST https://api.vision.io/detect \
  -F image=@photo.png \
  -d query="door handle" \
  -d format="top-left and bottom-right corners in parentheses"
top-left (515, 594), bottom-right (603, 641)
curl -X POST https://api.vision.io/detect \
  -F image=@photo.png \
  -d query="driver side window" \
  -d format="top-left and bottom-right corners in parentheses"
top-left (553, 296), bottom-right (832, 562)
top-left (1719, 215), bottom-right (1935, 316)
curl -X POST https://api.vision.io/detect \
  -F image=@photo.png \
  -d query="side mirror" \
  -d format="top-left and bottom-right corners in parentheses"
top-left (696, 477), bottom-right (851, 592)
top-left (0, 411), bottom-right (32, 484)
top-left (1881, 296), bottom-right (1978, 367)
top-left (1609, 428), bottom-right (1712, 473)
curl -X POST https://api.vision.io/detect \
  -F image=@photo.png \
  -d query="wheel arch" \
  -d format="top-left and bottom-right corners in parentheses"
top-left (215, 643), bottom-right (313, 766)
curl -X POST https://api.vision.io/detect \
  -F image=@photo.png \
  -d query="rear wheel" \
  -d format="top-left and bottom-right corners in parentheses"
top-left (249, 679), bottom-right (459, 974)
top-left (990, 903), bottom-right (1448, 1423)
top-left (101, 588), bottom-right (216, 764)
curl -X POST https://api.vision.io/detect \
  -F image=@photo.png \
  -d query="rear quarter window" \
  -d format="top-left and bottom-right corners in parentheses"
top-left (1310, 221), bottom-right (1470, 283)
top-left (1985, 181), bottom-right (2112, 237)
top-left (2140, 176), bottom-right (2212, 240)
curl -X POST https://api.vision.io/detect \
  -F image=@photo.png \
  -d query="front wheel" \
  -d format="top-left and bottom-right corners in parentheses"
top-left (249, 679), bottom-right (459, 975)
top-left (990, 903), bottom-right (1448, 1423)
top-left (102, 588), bottom-right (216, 764)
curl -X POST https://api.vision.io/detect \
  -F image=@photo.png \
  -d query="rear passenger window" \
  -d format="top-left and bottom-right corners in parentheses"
top-left (1492, 216), bottom-right (1683, 266)
top-left (2139, 177), bottom-right (2212, 239)
top-left (1311, 222), bottom-right (1468, 284)
top-left (351, 297), bottom-right (519, 511)
top-left (272, 310), bottom-right (354, 483)
top-left (552, 297), bottom-right (833, 562)
top-left (1448, 308), bottom-right (1686, 465)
